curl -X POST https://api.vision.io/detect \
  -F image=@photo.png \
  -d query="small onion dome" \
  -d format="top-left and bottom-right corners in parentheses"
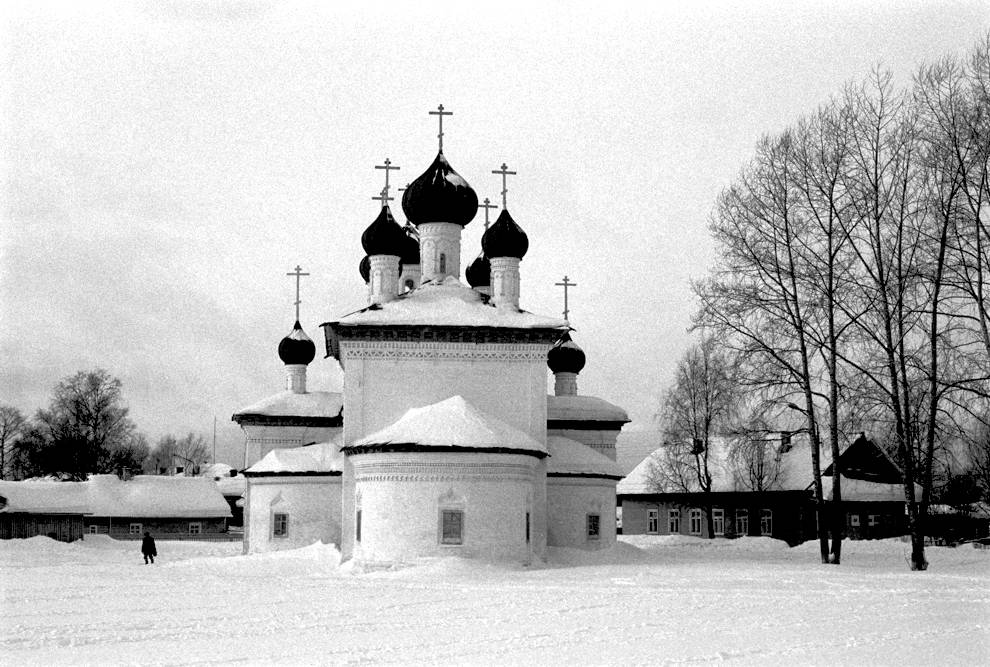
top-left (400, 226), bottom-right (421, 265)
top-left (481, 209), bottom-right (529, 259)
top-left (361, 206), bottom-right (407, 257)
top-left (547, 332), bottom-right (586, 374)
top-left (359, 255), bottom-right (370, 284)
top-left (401, 152), bottom-right (478, 227)
top-left (465, 253), bottom-right (491, 288)
top-left (278, 321), bottom-right (316, 366)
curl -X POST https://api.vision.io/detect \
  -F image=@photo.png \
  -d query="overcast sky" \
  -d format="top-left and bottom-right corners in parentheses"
top-left (2, 0), bottom-right (987, 466)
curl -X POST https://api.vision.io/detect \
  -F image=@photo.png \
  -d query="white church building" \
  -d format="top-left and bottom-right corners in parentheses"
top-left (234, 109), bottom-right (627, 565)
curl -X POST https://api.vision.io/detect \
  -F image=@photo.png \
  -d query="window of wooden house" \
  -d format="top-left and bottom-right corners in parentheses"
top-left (273, 513), bottom-right (289, 538)
top-left (441, 509), bottom-right (464, 545)
top-left (647, 508), bottom-right (659, 534)
top-left (188, 522), bottom-right (202, 535)
top-left (736, 509), bottom-right (749, 536)
top-left (89, 525), bottom-right (98, 535)
top-left (129, 523), bottom-right (142, 535)
top-left (868, 514), bottom-right (879, 527)
top-left (689, 509), bottom-right (703, 535)
top-left (713, 508), bottom-right (725, 536)
top-left (668, 509), bottom-right (681, 534)
top-left (848, 513), bottom-right (860, 527)
top-left (760, 509), bottom-right (773, 536)
top-left (587, 514), bottom-right (601, 540)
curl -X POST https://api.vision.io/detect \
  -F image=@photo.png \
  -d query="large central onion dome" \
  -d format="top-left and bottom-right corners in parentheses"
top-left (481, 209), bottom-right (529, 259)
top-left (361, 206), bottom-right (408, 257)
top-left (465, 252), bottom-right (491, 288)
top-left (401, 152), bottom-right (478, 227)
top-left (278, 321), bottom-right (316, 366)
top-left (547, 332), bottom-right (586, 374)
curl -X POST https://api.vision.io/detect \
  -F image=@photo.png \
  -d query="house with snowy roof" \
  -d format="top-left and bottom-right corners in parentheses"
top-left (618, 433), bottom-right (909, 545)
top-left (234, 109), bottom-right (628, 563)
top-left (0, 475), bottom-right (232, 542)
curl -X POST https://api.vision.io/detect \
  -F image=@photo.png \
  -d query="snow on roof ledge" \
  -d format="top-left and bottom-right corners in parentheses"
top-left (233, 390), bottom-right (342, 419)
top-left (547, 395), bottom-right (630, 424)
top-left (546, 436), bottom-right (624, 479)
top-left (346, 395), bottom-right (547, 456)
top-left (333, 277), bottom-right (568, 329)
top-left (245, 438), bottom-right (345, 476)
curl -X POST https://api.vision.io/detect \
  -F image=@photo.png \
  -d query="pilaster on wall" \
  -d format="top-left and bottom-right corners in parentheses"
top-left (419, 223), bottom-right (462, 283)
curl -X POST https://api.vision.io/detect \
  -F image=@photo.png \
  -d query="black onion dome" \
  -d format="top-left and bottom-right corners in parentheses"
top-left (361, 206), bottom-right (407, 256)
top-left (278, 321), bottom-right (316, 366)
top-left (400, 225), bottom-right (421, 265)
top-left (481, 209), bottom-right (529, 259)
top-left (548, 332), bottom-right (586, 374)
top-left (465, 253), bottom-right (491, 288)
top-left (359, 255), bottom-right (370, 283)
top-left (401, 152), bottom-right (478, 227)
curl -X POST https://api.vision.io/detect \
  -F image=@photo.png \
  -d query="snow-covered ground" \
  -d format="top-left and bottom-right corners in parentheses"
top-left (1, 535), bottom-right (987, 666)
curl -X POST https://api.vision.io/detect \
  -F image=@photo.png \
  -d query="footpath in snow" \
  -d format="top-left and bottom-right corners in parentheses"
top-left (1, 535), bottom-right (987, 665)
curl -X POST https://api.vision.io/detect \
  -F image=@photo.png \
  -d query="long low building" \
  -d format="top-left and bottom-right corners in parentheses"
top-left (0, 475), bottom-right (233, 542)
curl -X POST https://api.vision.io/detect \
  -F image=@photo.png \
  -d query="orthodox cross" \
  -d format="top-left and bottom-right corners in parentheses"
top-left (371, 186), bottom-right (393, 207)
top-left (555, 275), bottom-right (577, 321)
top-left (428, 104), bottom-right (453, 152)
top-left (374, 158), bottom-right (400, 203)
top-left (286, 265), bottom-right (310, 322)
top-left (478, 197), bottom-right (498, 230)
top-left (492, 163), bottom-right (517, 209)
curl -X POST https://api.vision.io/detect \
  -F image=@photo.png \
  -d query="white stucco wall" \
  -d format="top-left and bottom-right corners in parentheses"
top-left (344, 451), bottom-right (544, 564)
top-left (546, 476), bottom-right (617, 549)
top-left (340, 343), bottom-right (549, 445)
top-left (547, 428), bottom-right (620, 461)
top-left (243, 476), bottom-right (342, 553)
top-left (240, 425), bottom-right (342, 469)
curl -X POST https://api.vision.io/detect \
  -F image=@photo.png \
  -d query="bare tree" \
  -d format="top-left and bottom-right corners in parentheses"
top-left (653, 337), bottom-right (739, 537)
top-left (152, 432), bottom-right (210, 475)
top-left (0, 405), bottom-right (27, 480)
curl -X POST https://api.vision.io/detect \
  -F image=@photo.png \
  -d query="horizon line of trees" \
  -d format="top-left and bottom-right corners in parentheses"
top-left (652, 35), bottom-right (990, 571)
top-left (1, 369), bottom-right (214, 481)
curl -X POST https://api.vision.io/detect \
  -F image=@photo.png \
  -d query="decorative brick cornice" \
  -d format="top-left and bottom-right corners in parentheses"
top-left (352, 459), bottom-right (536, 483)
top-left (339, 340), bottom-right (549, 363)
top-left (320, 323), bottom-right (561, 360)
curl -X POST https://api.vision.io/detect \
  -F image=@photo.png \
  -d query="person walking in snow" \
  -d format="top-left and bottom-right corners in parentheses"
top-left (141, 531), bottom-right (157, 564)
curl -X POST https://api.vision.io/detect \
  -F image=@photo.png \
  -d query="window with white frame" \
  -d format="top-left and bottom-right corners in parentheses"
top-left (760, 509), bottom-right (773, 536)
top-left (868, 514), bottom-right (879, 527)
top-left (129, 523), bottom-right (142, 535)
top-left (668, 509), bottom-right (681, 534)
top-left (440, 509), bottom-right (464, 545)
top-left (273, 513), bottom-right (289, 538)
top-left (89, 525), bottom-right (98, 535)
top-left (647, 508), bottom-right (659, 534)
top-left (587, 514), bottom-right (601, 540)
top-left (736, 509), bottom-right (749, 536)
top-left (689, 509), bottom-right (703, 535)
top-left (712, 508), bottom-right (725, 536)
top-left (848, 513), bottom-right (860, 527)
top-left (188, 522), bottom-right (202, 535)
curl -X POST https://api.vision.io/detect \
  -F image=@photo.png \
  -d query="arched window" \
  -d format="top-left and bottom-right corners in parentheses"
top-left (439, 253), bottom-right (447, 274)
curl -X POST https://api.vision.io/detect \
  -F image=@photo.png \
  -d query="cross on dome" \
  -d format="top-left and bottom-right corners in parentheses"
top-left (492, 163), bottom-right (517, 209)
top-left (479, 198), bottom-right (498, 230)
top-left (374, 158), bottom-right (400, 204)
top-left (286, 265), bottom-right (310, 322)
top-left (555, 275), bottom-right (577, 322)
top-left (428, 104), bottom-right (453, 152)
top-left (371, 186), bottom-right (394, 207)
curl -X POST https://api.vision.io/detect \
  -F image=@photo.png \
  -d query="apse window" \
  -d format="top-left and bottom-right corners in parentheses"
top-left (188, 522), bottom-right (201, 535)
top-left (356, 510), bottom-right (362, 542)
top-left (441, 509), bottom-right (464, 545)
top-left (525, 512), bottom-right (531, 544)
top-left (587, 514), bottom-right (601, 540)
top-left (129, 523), bottom-right (142, 535)
top-left (273, 513), bottom-right (289, 538)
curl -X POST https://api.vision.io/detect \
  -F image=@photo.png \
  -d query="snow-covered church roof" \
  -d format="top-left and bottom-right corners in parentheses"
top-left (245, 438), bottom-right (345, 476)
top-left (547, 395), bottom-right (630, 425)
top-left (232, 390), bottom-right (343, 425)
top-left (344, 395), bottom-right (548, 457)
top-left (546, 436), bottom-right (624, 479)
top-left (0, 475), bottom-right (232, 518)
top-left (332, 277), bottom-right (568, 330)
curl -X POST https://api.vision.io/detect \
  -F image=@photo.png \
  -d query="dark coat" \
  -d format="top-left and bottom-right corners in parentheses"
top-left (141, 535), bottom-right (157, 556)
